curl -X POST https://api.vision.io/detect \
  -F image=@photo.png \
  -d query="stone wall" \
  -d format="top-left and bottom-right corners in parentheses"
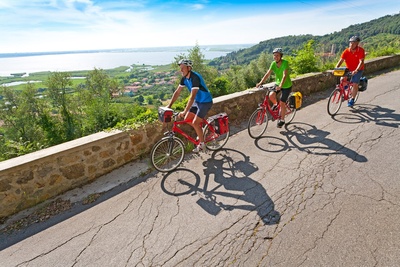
top-left (0, 54), bottom-right (399, 221)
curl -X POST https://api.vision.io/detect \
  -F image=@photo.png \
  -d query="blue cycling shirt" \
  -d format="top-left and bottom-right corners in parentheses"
top-left (180, 71), bottom-right (213, 103)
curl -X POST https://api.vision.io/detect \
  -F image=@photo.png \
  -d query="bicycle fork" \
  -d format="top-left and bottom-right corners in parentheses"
top-left (255, 107), bottom-right (267, 124)
top-left (163, 132), bottom-right (176, 156)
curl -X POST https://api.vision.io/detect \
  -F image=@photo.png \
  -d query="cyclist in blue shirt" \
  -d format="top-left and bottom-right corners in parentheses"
top-left (167, 59), bottom-right (213, 152)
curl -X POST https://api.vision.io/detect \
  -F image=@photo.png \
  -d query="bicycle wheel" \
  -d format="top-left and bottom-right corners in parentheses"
top-left (150, 136), bottom-right (185, 172)
top-left (161, 169), bottom-right (200, 196)
top-left (283, 103), bottom-right (296, 124)
top-left (204, 120), bottom-right (230, 151)
top-left (248, 108), bottom-right (268, 139)
top-left (327, 88), bottom-right (343, 116)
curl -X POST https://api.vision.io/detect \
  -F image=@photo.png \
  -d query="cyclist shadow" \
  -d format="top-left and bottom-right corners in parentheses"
top-left (284, 122), bottom-right (367, 162)
top-left (351, 104), bottom-right (400, 128)
top-left (160, 149), bottom-right (280, 225)
top-left (331, 104), bottom-right (399, 128)
top-left (198, 149), bottom-right (280, 225)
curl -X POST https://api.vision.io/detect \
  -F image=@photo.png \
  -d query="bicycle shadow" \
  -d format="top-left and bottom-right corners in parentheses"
top-left (330, 104), bottom-right (400, 128)
top-left (352, 104), bottom-right (399, 128)
top-left (284, 122), bottom-right (367, 162)
top-left (254, 135), bottom-right (290, 153)
top-left (160, 149), bottom-right (280, 225)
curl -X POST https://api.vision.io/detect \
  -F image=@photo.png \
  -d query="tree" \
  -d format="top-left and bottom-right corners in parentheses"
top-left (0, 83), bottom-right (47, 159)
top-left (173, 42), bottom-right (218, 89)
top-left (80, 68), bottom-right (114, 133)
top-left (137, 95), bottom-right (144, 104)
top-left (290, 40), bottom-right (320, 74)
top-left (109, 78), bottom-right (122, 97)
top-left (158, 91), bottom-right (166, 101)
top-left (45, 72), bottom-right (77, 141)
top-left (146, 95), bottom-right (154, 105)
top-left (209, 76), bottom-right (230, 97)
top-left (225, 65), bottom-right (246, 93)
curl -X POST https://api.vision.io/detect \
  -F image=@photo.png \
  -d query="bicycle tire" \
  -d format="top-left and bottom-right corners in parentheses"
top-left (248, 108), bottom-right (268, 139)
top-left (150, 136), bottom-right (185, 172)
top-left (327, 88), bottom-right (343, 116)
top-left (203, 120), bottom-right (230, 151)
top-left (283, 103), bottom-right (296, 124)
top-left (160, 169), bottom-right (200, 196)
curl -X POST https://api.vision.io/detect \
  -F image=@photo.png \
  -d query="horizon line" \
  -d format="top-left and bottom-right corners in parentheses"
top-left (0, 44), bottom-right (256, 58)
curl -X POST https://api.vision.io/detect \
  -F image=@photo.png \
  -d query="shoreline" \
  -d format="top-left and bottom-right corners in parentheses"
top-left (0, 51), bottom-right (231, 77)
top-left (0, 44), bottom-right (253, 59)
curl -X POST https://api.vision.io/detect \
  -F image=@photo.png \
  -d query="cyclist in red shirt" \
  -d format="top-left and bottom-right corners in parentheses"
top-left (336, 36), bottom-right (365, 107)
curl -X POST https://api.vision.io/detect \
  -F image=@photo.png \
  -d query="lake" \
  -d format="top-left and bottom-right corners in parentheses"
top-left (0, 45), bottom-right (249, 76)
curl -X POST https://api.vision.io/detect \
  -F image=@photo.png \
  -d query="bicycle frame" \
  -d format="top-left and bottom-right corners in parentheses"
top-left (151, 109), bottom-right (230, 172)
top-left (166, 114), bottom-right (218, 146)
top-left (258, 86), bottom-right (293, 121)
top-left (337, 67), bottom-right (362, 100)
top-left (338, 73), bottom-right (354, 101)
top-left (327, 69), bottom-right (360, 116)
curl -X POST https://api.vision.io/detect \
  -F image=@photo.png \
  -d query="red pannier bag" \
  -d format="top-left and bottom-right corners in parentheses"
top-left (208, 113), bottom-right (229, 134)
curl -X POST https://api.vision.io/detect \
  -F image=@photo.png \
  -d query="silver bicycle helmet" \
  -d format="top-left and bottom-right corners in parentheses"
top-left (178, 59), bottom-right (193, 67)
top-left (349, 36), bottom-right (361, 42)
top-left (272, 48), bottom-right (283, 55)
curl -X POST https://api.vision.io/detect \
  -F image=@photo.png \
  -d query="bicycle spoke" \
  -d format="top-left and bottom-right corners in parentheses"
top-left (248, 108), bottom-right (268, 138)
top-left (284, 104), bottom-right (296, 124)
top-left (151, 137), bottom-right (185, 172)
top-left (204, 121), bottom-right (229, 151)
top-left (327, 89), bottom-right (342, 116)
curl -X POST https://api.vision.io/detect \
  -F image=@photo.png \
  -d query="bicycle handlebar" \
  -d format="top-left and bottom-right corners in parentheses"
top-left (259, 84), bottom-right (277, 92)
top-left (171, 111), bottom-right (193, 123)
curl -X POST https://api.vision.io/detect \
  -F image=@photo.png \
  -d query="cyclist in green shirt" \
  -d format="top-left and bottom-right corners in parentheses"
top-left (257, 48), bottom-right (293, 128)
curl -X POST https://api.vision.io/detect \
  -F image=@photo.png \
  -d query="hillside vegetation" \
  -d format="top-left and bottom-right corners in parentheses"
top-left (210, 12), bottom-right (400, 69)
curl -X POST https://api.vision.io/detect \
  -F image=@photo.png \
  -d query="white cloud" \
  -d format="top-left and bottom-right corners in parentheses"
top-left (0, 0), bottom-right (399, 53)
top-left (189, 4), bottom-right (205, 10)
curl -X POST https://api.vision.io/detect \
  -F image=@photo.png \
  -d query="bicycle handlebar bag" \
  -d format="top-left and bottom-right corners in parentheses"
top-left (158, 107), bottom-right (173, 123)
top-left (333, 67), bottom-right (348, 76)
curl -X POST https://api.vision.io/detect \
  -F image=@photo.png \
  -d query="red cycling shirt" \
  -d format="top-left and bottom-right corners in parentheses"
top-left (340, 46), bottom-right (365, 71)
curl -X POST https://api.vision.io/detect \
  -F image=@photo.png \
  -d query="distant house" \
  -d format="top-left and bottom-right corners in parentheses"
top-left (124, 85), bottom-right (141, 92)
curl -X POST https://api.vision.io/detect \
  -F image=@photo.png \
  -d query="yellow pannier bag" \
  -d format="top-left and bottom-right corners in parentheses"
top-left (289, 92), bottom-right (302, 109)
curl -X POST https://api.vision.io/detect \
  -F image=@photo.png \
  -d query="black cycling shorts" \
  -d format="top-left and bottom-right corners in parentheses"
top-left (271, 86), bottom-right (292, 102)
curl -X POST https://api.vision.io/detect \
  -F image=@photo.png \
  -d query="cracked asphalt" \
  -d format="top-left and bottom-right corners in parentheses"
top-left (1, 69), bottom-right (399, 267)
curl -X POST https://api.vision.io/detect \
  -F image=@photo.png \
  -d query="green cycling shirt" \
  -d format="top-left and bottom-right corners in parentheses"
top-left (269, 59), bottom-right (292, 89)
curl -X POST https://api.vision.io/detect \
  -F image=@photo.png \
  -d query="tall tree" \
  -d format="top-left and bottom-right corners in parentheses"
top-left (81, 68), bottom-right (113, 133)
top-left (174, 43), bottom-right (218, 89)
top-left (0, 83), bottom-right (47, 159)
top-left (45, 72), bottom-right (77, 141)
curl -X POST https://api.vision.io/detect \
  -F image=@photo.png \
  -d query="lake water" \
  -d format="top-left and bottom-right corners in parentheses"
top-left (0, 50), bottom-right (231, 77)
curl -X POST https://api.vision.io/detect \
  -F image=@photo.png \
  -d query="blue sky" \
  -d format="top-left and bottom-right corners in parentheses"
top-left (0, 0), bottom-right (399, 53)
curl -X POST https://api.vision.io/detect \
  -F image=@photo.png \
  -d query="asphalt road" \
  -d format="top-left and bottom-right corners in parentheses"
top-left (1, 69), bottom-right (400, 267)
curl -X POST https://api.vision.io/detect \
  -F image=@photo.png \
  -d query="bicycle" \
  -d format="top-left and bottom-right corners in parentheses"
top-left (160, 149), bottom-right (280, 223)
top-left (327, 67), bottom-right (360, 116)
top-left (247, 85), bottom-right (297, 139)
top-left (150, 107), bottom-right (230, 172)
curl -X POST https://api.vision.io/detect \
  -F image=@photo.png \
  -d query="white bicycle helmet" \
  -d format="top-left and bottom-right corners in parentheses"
top-left (272, 48), bottom-right (283, 55)
top-left (178, 59), bottom-right (193, 67)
